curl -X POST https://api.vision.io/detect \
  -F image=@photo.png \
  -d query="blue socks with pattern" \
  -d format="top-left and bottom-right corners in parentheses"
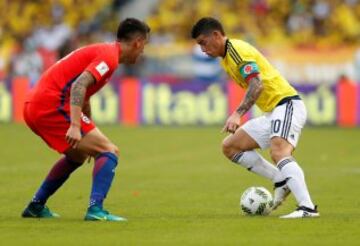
top-left (30, 152), bottom-right (118, 210)
top-left (89, 152), bottom-right (118, 208)
top-left (32, 157), bottom-right (82, 205)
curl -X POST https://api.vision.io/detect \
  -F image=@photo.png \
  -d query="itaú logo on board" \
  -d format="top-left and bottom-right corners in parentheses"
top-left (142, 83), bottom-right (227, 125)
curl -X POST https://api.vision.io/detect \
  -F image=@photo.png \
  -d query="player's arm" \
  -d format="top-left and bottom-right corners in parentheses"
top-left (70, 71), bottom-right (95, 126)
top-left (82, 100), bottom-right (91, 119)
top-left (222, 62), bottom-right (263, 133)
top-left (235, 76), bottom-right (263, 116)
top-left (66, 71), bottom-right (95, 148)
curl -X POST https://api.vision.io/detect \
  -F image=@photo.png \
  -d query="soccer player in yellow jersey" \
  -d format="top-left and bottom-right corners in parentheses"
top-left (191, 17), bottom-right (319, 218)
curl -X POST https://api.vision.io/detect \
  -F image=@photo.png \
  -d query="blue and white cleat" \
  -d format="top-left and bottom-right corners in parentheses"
top-left (84, 206), bottom-right (127, 222)
top-left (22, 202), bottom-right (60, 218)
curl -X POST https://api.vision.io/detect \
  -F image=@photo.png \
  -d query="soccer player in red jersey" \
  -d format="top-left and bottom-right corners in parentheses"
top-left (22, 18), bottom-right (150, 221)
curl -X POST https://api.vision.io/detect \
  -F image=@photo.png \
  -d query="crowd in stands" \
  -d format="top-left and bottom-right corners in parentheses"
top-left (148, 0), bottom-right (360, 47)
top-left (1, 0), bottom-right (359, 84)
top-left (146, 0), bottom-right (360, 81)
top-left (0, 0), bottom-right (126, 84)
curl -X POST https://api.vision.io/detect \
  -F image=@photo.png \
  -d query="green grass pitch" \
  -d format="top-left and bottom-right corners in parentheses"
top-left (0, 124), bottom-right (359, 245)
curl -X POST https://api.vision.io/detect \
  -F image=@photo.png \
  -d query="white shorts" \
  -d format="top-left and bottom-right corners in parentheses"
top-left (241, 100), bottom-right (307, 149)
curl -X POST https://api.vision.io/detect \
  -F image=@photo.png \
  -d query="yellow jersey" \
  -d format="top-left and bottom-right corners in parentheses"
top-left (221, 39), bottom-right (298, 112)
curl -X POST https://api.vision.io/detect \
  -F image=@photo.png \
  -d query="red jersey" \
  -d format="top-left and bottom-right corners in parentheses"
top-left (24, 42), bottom-right (120, 153)
top-left (26, 42), bottom-right (121, 112)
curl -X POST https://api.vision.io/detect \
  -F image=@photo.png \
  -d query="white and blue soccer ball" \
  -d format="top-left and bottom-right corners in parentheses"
top-left (240, 187), bottom-right (273, 216)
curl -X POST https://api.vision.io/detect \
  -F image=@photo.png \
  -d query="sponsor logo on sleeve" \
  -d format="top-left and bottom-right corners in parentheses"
top-left (95, 61), bottom-right (109, 76)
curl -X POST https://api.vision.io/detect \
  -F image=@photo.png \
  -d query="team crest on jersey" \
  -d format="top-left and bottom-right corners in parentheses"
top-left (243, 64), bottom-right (254, 74)
top-left (81, 113), bottom-right (91, 124)
top-left (96, 61), bottom-right (109, 76)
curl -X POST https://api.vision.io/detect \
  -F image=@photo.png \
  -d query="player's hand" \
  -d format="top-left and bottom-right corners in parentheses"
top-left (65, 124), bottom-right (82, 149)
top-left (221, 111), bottom-right (241, 134)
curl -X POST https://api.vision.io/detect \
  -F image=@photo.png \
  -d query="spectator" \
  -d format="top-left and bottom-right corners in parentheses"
top-left (11, 39), bottom-right (43, 86)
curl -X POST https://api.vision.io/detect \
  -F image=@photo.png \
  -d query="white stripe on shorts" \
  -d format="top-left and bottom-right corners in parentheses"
top-left (281, 101), bottom-right (293, 139)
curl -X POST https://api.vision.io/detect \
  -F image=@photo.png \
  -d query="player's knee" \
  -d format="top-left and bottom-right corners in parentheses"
top-left (222, 138), bottom-right (236, 159)
top-left (270, 137), bottom-right (293, 163)
top-left (92, 139), bottom-right (119, 156)
top-left (112, 144), bottom-right (119, 156)
top-left (103, 143), bottom-right (119, 156)
top-left (270, 149), bottom-right (282, 163)
top-left (270, 148), bottom-right (291, 164)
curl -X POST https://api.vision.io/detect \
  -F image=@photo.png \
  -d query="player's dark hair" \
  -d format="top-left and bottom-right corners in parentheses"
top-left (191, 17), bottom-right (225, 39)
top-left (117, 18), bottom-right (150, 41)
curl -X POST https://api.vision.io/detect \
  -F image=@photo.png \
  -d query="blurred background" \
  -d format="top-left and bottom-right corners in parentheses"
top-left (1, 0), bottom-right (359, 126)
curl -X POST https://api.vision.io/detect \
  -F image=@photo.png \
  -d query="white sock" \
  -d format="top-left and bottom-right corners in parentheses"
top-left (277, 157), bottom-right (315, 209)
top-left (232, 151), bottom-right (283, 183)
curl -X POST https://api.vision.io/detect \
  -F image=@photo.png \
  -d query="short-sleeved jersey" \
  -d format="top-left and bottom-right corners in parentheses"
top-left (220, 39), bottom-right (297, 112)
top-left (26, 42), bottom-right (121, 112)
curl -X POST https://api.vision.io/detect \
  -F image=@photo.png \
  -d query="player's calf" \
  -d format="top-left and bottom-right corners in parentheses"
top-left (76, 127), bottom-right (123, 220)
top-left (222, 134), bottom-right (287, 189)
top-left (21, 156), bottom-right (83, 219)
top-left (89, 152), bottom-right (118, 207)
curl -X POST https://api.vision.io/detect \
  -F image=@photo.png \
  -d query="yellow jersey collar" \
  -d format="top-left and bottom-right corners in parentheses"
top-left (222, 39), bottom-right (230, 58)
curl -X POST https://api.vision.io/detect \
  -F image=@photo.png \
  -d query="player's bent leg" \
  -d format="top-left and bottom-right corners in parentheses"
top-left (76, 127), bottom-right (119, 157)
top-left (222, 129), bottom-right (283, 183)
top-left (64, 148), bottom-right (89, 164)
top-left (269, 137), bottom-right (294, 164)
top-left (22, 152), bottom-right (85, 219)
top-left (269, 137), bottom-right (292, 210)
top-left (270, 137), bottom-right (319, 218)
top-left (76, 128), bottom-right (126, 222)
top-left (222, 128), bottom-right (259, 159)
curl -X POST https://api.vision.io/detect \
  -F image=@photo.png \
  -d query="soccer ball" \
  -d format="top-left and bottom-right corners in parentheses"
top-left (240, 187), bottom-right (273, 215)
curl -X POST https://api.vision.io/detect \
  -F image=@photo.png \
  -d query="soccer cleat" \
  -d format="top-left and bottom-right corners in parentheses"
top-left (272, 179), bottom-right (291, 210)
top-left (280, 205), bottom-right (320, 219)
top-left (22, 202), bottom-right (60, 218)
top-left (84, 205), bottom-right (127, 222)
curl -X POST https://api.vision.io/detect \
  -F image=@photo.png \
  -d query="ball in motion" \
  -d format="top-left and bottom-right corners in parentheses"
top-left (240, 187), bottom-right (273, 215)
